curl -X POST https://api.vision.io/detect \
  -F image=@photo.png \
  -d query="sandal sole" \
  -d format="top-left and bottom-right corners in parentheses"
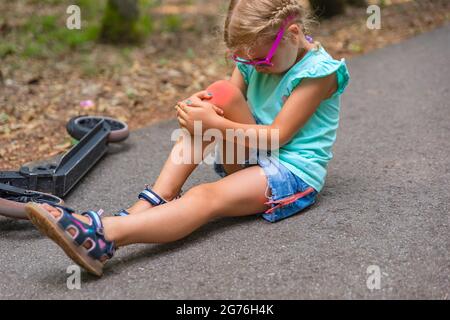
top-left (25, 203), bottom-right (104, 277)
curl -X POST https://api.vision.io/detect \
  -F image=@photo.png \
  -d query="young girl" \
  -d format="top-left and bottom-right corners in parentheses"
top-left (26, 0), bottom-right (350, 276)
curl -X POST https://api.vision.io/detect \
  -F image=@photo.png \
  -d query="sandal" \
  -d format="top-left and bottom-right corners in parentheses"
top-left (114, 185), bottom-right (183, 217)
top-left (25, 202), bottom-right (116, 277)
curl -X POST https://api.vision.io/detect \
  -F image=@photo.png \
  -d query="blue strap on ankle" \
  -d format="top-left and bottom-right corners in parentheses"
top-left (114, 186), bottom-right (183, 217)
top-left (138, 185), bottom-right (168, 206)
top-left (113, 186), bottom-right (165, 218)
top-left (115, 209), bottom-right (131, 217)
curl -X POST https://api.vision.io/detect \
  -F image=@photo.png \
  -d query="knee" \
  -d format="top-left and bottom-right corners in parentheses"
top-left (206, 80), bottom-right (246, 112)
top-left (206, 80), bottom-right (255, 125)
top-left (187, 183), bottom-right (217, 200)
top-left (186, 183), bottom-right (220, 217)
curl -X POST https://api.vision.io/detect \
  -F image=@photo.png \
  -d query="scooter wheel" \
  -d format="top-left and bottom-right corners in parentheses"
top-left (66, 116), bottom-right (129, 143)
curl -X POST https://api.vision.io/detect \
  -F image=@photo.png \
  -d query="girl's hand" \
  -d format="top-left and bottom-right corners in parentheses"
top-left (188, 90), bottom-right (213, 104)
top-left (175, 90), bottom-right (224, 133)
top-left (176, 99), bottom-right (224, 134)
top-left (178, 91), bottom-right (224, 116)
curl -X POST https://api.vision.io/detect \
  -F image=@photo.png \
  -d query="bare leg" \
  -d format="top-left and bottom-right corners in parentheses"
top-left (103, 165), bottom-right (271, 246)
top-left (39, 165), bottom-right (271, 246)
top-left (127, 80), bottom-right (257, 214)
top-left (126, 136), bottom-right (213, 214)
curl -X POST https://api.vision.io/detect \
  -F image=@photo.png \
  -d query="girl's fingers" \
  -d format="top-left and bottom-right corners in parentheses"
top-left (177, 117), bottom-right (187, 128)
top-left (176, 104), bottom-right (189, 119)
top-left (174, 104), bottom-right (181, 116)
top-left (213, 106), bottom-right (224, 116)
top-left (182, 95), bottom-right (201, 107)
top-left (186, 100), bottom-right (206, 108)
top-left (178, 90), bottom-right (213, 111)
top-left (194, 90), bottom-right (213, 101)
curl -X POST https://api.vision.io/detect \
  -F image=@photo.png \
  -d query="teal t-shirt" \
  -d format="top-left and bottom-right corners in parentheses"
top-left (237, 45), bottom-right (350, 192)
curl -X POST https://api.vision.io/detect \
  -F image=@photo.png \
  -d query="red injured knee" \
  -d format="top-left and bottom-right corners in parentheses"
top-left (206, 80), bottom-right (245, 110)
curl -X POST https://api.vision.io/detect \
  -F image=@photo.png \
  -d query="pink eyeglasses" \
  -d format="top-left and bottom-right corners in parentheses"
top-left (231, 15), bottom-right (313, 67)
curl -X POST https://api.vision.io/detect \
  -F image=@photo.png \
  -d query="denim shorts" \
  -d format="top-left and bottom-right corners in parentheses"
top-left (213, 145), bottom-right (318, 223)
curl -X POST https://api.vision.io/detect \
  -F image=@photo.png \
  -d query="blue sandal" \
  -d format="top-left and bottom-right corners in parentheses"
top-left (25, 202), bottom-right (116, 277)
top-left (114, 185), bottom-right (183, 217)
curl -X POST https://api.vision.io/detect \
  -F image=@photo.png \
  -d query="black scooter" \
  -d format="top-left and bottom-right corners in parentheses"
top-left (0, 116), bottom-right (129, 220)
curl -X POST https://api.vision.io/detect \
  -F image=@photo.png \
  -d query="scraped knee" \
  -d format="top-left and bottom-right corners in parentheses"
top-left (206, 80), bottom-right (246, 111)
top-left (206, 80), bottom-right (254, 124)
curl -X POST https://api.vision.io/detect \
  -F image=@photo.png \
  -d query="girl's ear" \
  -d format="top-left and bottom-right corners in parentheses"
top-left (287, 24), bottom-right (301, 43)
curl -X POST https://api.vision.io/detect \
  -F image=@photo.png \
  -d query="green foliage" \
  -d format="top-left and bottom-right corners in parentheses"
top-left (23, 43), bottom-right (45, 58)
top-left (158, 58), bottom-right (169, 66)
top-left (186, 48), bottom-right (195, 59)
top-left (1, 0), bottom-right (192, 59)
top-left (100, 0), bottom-right (154, 44)
top-left (349, 43), bottom-right (363, 53)
top-left (17, 11), bottom-right (100, 58)
top-left (76, 0), bottom-right (106, 19)
top-left (0, 43), bottom-right (16, 59)
top-left (163, 14), bottom-right (182, 33)
top-left (5, 0), bottom-right (156, 58)
top-left (0, 113), bottom-right (9, 124)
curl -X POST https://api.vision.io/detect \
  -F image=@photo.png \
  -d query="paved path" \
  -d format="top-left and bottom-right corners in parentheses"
top-left (1, 25), bottom-right (449, 299)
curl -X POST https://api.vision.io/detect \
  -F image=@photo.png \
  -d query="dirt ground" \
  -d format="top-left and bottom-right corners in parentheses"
top-left (0, 0), bottom-right (449, 170)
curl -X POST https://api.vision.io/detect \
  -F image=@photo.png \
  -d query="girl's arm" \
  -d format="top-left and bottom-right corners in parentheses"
top-left (215, 73), bottom-right (338, 149)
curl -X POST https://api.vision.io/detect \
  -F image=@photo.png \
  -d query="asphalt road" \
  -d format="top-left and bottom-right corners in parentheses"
top-left (0, 25), bottom-right (449, 300)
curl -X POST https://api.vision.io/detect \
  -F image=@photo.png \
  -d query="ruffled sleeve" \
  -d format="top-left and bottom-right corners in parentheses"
top-left (236, 62), bottom-right (254, 86)
top-left (286, 55), bottom-right (350, 99)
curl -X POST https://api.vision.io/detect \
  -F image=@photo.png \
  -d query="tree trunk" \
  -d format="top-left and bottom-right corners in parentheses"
top-left (310, 0), bottom-right (346, 18)
top-left (100, 0), bottom-right (142, 44)
top-left (346, 0), bottom-right (368, 7)
top-left (310, 0), bottom-right (368, 19)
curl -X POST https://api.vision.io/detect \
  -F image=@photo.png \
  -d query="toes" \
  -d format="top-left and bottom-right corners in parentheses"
top-left (38, 204), bottom-right (91, 226)
top-left (40, 203), bottom-right (51, 210)
top-left (40, 203), bottom-right (63, 219)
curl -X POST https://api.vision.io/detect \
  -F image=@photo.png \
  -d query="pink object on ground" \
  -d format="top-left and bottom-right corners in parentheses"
top-left (80, 100), bottom-right (95, 109)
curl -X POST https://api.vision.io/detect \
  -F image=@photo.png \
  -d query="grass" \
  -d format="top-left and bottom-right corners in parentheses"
top-left (1, 0), bottom-right (201, 61)
top-left (20, 13), bottom-right (100, 58)
top-left (0, 43), bottom-right (17, 59)
top-left (0, 113), bottom-right (9, 125)
top-left (2, 0), bottom-right (161, 60)
top-left (163, 14), bottom-right (183, 32)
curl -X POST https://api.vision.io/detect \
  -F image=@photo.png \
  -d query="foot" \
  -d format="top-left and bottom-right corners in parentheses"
top-left (40, 203), bottom-right (89, 223)
top-left (26, 202), bottom-right (116, 276)
top-left (39, 203), bottom-right (100, 253)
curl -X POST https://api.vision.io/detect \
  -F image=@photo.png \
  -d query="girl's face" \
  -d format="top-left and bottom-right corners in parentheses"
top-left (233, 25), bottom-right (304, 75)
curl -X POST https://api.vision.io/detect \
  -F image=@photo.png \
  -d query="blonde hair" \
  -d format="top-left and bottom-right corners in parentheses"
top-left (224, 0), bottom-right (316, 53)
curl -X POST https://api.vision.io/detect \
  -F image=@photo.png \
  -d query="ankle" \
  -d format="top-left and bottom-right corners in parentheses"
top-left (102, 217), bottom-right (118, 244)
top-left (152, 186), bottom-right (181, 202)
